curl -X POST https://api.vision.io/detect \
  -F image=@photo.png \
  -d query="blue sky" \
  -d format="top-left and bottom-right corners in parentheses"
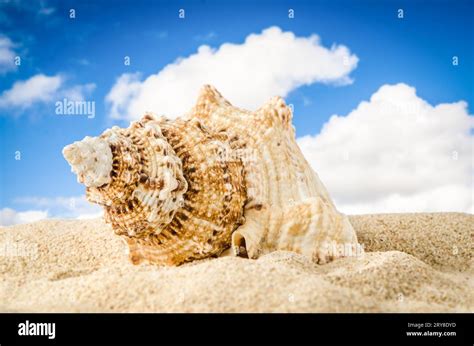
top-left (0, 0), bottom-right (473, 222)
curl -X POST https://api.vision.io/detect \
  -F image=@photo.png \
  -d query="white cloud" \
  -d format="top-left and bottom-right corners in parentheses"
top-left (0, 74), bottom-right (95, 110)
top-left (0, 35), bottom-right (18, 74)
top-left (0, 195), bottom-right (102, 226)
top-left (0, 74), bottom-right (62, 107)
top-left (106, 26), bottom-right (358, 120)
top-left (14, 195), bottom-right (102, 219)
top-left (0, 208), bottom-right (48, 226)
top-left (298, 83), bottom-right (473, 214)
top-left (62, 83), bottom-right (96, 102)
top-left (0, 195), bottom-right (103, 226)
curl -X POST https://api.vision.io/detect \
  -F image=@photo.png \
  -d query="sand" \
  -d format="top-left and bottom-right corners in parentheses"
top-left (0, 213), bottom-right (472, 312)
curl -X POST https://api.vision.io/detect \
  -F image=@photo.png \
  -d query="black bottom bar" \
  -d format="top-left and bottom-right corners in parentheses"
top-left (1, 313), bottom-right (472, 345)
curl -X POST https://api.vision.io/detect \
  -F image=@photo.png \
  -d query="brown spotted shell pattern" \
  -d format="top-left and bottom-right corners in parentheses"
top-left (64, 112), bottom-right (247, 265)
top-left (63, 85), bottom-right (362, 266)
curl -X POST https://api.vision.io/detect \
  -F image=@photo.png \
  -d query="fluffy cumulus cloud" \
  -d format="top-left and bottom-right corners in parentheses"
top-left (106, 26), bottom-right (358, 120)
top-left (0, 74), bottom-right (62, 107)
top-left (0, 208), bottom-right (48, 227)
top-left (298, 83), bottom-right (473, 214)
top-left (0, 195), bottom-right (102, 226)
top-left (0, 74), bottom-right (95, 110)
top-left (62, 83), bottom-right (96, 102)
top-left (14, 195), bottom-right (102, 219)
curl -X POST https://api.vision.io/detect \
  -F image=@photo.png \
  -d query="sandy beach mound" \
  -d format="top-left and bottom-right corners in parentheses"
top-left (0, 213), bottom-right (472, 312)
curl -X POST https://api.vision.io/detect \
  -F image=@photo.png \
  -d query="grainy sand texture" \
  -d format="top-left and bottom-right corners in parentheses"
top-left (0, 213), bottom-right (472, 312)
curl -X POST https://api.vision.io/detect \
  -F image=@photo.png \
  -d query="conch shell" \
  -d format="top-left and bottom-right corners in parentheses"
top-left (63, 85), bottom-right (362, 265)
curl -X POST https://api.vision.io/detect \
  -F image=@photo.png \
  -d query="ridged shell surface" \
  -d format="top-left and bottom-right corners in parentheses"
top-left (63, 85), bottom-right (362, 265)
